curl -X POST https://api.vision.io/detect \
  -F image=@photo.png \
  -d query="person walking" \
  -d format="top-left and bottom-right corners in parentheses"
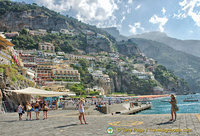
top-left (34, 100), bottom-right (40, 120)
top-left (26, 101), bottom-right (32, 120)
top-left (17, 103), bottom-right (23, 120)
top-left (169, 94), bottom-right (178, 121)
top-left (42, 101), bottom-right (49, 120)
top-left (78, 98), bottom-right (87, 124)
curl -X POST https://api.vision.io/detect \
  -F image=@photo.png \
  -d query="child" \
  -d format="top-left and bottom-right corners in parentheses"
top-left (17, 104), bottom-right (23, 120)
top-left (42, 101), bottom-right (49, 120)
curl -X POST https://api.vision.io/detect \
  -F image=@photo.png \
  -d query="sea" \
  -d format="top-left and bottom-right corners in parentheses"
top-left (138, 94), bottom-right (200, 114)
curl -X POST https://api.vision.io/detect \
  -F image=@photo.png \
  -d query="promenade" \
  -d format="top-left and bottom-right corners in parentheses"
top-left (0, 110), bottom-right (199, 136)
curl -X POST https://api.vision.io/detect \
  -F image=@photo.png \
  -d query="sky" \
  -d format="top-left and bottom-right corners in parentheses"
top-left (11, 0), bottom-right (200, 40)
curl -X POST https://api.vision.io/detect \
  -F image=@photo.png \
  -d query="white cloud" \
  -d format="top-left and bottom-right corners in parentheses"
top-left (175, 0), bottom-right (200, 27)
top-left (34, 0), bottom-right (118, 25)
top-left (120, 16), bottom-right (126, 23)
top-left (189, 30), bottom-right (194, 33)
top-left (135, 5), bottom-right (141, 10)
top-left (128, 0), bottom-right (133, 4)
top-left (128, 22), bottom-right (144, 34)
top-left (127, 8), bottom-right (131, 13)
top-left (161, 8), bottom-right (166, 14)
top-left (149, 15), bottom-right (168, 32)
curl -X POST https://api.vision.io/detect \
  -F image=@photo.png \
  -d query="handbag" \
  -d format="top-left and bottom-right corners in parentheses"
top-left (174, 105), bottom-right (179, 111)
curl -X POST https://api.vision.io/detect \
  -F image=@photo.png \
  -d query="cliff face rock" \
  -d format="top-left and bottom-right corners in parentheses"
top-left (116, 40), bottom-right (141, 57)
top-left (110, 72), bottom-right (135, 94)
top-left (85, 38), bottom-right (112, 53)
top-left (0, 10), bottom-right (69, 32)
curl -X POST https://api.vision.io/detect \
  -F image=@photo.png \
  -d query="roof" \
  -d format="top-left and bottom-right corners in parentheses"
top-left (5, 87), bottom-right (70, 97)
top-left (0, 36), bottom-right (15, 47)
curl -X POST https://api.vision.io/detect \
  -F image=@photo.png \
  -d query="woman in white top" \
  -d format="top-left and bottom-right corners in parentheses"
top-left (78, 98), bottom-right (87, 124)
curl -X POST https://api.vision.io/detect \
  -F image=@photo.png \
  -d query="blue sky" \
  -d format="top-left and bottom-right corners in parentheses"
top-left (12, 0), bottom-right (200, 40)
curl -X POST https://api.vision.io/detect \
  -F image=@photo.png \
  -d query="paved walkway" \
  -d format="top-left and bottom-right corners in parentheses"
top-left (0, 111), bottom-right (199, 136)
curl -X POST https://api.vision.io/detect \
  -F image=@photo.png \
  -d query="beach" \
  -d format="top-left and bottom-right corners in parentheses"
top-left (0, 110), bottom-right (199, 136)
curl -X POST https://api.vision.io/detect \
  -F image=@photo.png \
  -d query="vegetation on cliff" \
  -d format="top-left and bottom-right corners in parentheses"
top-left (0, 64), bottom-right (35, 88)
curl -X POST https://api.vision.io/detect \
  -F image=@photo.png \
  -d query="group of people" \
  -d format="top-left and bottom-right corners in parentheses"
top-left (17, 100), bottom-right (49, 120)
top-left (17, 98), bottom-right (88, 124)
top-left (17, 95), bottom-right (177, 123)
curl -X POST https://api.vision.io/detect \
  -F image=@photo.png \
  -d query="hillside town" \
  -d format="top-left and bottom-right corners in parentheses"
top-left (0, 29), bottom-right (162, 96)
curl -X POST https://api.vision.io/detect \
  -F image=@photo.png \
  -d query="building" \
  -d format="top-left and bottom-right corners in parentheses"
top-left (44, 52), bottom-right (56, 58)
top-left (52, 66), bottom-right (80, 82)
top-left (4, 32), bottom-right (19, 38)
top-left (57, 52), bottom-right (65, 56)
top-left (132, 70), bottom-right (150, 80)
top-left (38, 42), bottom-right (55, 53)
top-left (91, 70), bottom-right (111, 83)
top-left (19, 53), bottom-right (36, 63)
top-left (19, 53), bottom-right (37, 70)
top-left (133, 64), bottom-right (146, 72)
top-left (29, 29), bottom-right (46, 36)
top-left (21, 68), bottom-right (35, 81)
top-left (35, 61), bottom-right (55, 86)
top-left (51, 31), bottom-right (59, 34)
top-left (65, 54), bottom-right (95, 61)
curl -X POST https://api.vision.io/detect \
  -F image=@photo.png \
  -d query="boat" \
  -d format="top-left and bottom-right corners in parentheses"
top-left (183, 99), bottom-right (198, 102)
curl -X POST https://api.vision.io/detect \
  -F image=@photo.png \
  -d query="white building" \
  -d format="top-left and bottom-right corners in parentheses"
top-left (132, 70), bottom-right (150, 80)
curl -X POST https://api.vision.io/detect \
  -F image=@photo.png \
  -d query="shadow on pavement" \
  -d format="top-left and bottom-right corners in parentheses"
top-left (156, 121), bottom-right (174, 125)
top-left (0, 120), bottom-right (18, 123)
top-left (55, 124), bottom-right (78, 129)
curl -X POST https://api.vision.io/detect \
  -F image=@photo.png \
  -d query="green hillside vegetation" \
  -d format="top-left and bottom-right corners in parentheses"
top-left (0, 64), bottom-right (35, 86)
top-left (11, 29), bottom-right (88, 53)
top-left (131, 38), bottom-right (199, 91)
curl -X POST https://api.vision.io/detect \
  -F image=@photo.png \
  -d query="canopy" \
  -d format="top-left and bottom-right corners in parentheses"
top-left (6, 87), bottom-right (71, 97)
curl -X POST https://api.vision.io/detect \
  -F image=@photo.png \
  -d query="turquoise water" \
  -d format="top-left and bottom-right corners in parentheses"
top-left (138, 94), bottom-right (200, 114)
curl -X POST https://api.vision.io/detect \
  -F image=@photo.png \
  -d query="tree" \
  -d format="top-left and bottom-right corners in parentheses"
top-left (70, 84), bottom-right (85, 95)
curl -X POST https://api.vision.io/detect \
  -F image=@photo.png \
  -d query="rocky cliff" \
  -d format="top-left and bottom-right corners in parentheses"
top-left (0, 64), bottom-right (34, 112)
top-left (116, 40), bottom-right (141, 57)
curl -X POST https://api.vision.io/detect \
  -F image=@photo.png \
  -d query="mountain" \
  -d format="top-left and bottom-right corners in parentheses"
top-left (102, 27), bottom-right (128, 41)
top-left (130, 38), bottom-right (200, 91)
top-left (0, 0), bottom-right (189, 94)
top-left (131, 31), bottom-right (200, 58)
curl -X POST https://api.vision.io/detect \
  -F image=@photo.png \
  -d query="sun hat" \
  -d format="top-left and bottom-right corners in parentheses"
top-left (80, 98), bottom-right (85, 102)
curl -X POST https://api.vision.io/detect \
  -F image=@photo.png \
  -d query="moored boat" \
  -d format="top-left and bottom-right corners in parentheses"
top-left (183, 99), bottom-right (198, 102)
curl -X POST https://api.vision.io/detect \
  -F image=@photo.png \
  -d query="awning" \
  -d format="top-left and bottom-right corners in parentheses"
top-left (5, 87), bottom-right (71, 97)
top-left (27, 71), bottom-right (35, 78)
